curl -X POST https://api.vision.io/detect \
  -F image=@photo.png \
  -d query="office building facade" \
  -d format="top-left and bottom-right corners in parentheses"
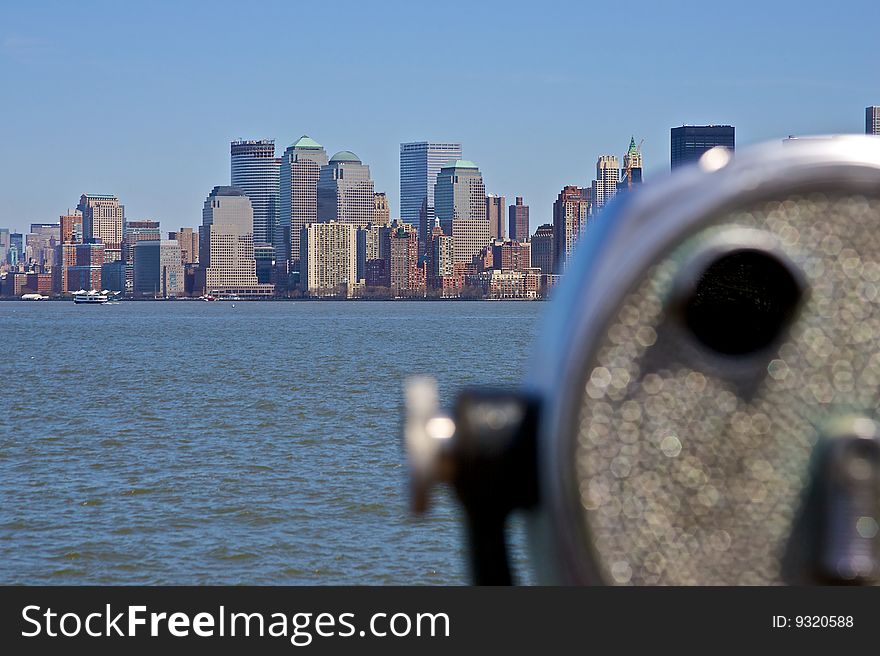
top-left (435, 160), bottom-right (489, 264)
top-left (400, 141), bottom-right (463, 256)
top-left (230, 139), bottom-right (280, 247)
top-left (317, 151), bottom-right (375, 229)
top-left (78, 194), bottom-right (124, 259)
top-left (486, 194), bottom-right (505, 241)
top-left (591, 155), bottom-right (619, 211)
top-left (133, 239), bottom-right (184, 298)
top-left (671, 125), bottom-right (735, 169)
top-left (531, 223), bottom-right (555, 275)
top-left (278, 135), bottom-right (329, 272)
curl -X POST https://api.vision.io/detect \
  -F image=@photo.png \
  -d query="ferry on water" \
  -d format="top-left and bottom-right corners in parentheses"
top-left (73, 290), bottom-right (110, 305)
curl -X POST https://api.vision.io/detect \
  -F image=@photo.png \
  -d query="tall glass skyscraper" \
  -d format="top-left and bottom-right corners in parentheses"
top-left (670, 125), bottom-right (735, 169)
top-left (399, 141), bottom-right (462, 256)
top-left (230, 139), bottom-right (280, 248)
top-left (435, 160), bottom-right (488, 264)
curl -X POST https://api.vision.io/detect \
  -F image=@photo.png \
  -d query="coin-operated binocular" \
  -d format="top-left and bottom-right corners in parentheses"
top-left (406, 136), bottom-right (880, 585)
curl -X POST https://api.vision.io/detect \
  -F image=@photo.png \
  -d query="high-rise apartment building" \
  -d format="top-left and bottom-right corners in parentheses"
top-left (591, 155), bottom-right (619, 211)
top-left (508, 197), bottom-right (529, 242)
top-left (317, 151), bottom-right (375, 229)
top-left (867, 107), bottom-right (880, 136)
top-left (553, 186), bottom-right (590, 273)
top-left (133, 239), bottom-right (184, 298)
top-left (278, 135), bottom-right (329, 272)
top-left (168, 227), bottom-right (199, 264)
top-left (400, 141), bottom-right (463, 257)
top-left (60, 210), bottom-right (83, 244)
top-left (0, 228), bottom-right (9, 265)
top-left (78, 194), bottom-right (124, 260)
top-left (531, 223), bottom-right (555, 275)
top-left (300, 221), bottom-right (358, 298)
top-left (671, 125), bottom-right (735, 169)
top-left (435, 160), bottom-right (489, 264)
top-left (486, 194), bottom-right (506, 240)
top-left (198, 186), bottom-right (272, 297)
top-left (374, 192), bottom-right (391, 225)
top-left (357, 223), bottom-right (384, 282)
top-left (387, 222), bottom-right (421, 296)
top-left (230, 139), bottom-right (280, 248)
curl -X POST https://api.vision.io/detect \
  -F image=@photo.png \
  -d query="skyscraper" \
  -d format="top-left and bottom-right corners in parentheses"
top-left (26, 223), bottom-right (61, 269)
top-left (591, 155), bottom-right (619, 211)
top-left (198, 186), bottom-right (272, 297)
top-left (122, 220), bottom-right (161, 263)
top-left (400, 141), bottom-right (463, 256)
top-left (671, 125), bottom-right (735, 169)
top-left (486, 194), bottom-right (506, 240)
top-left (300, 221), bottom-right (358, 298)
top-left (620, 137), bottom-right (643, 190)
top-left (78, 194), bottom-right (124, 260)
top-left (133, 239), bottom-right (184, 298)
top-left (867, 107), bottom-right (880, 136)
top-left (0, 228), bottom-right (10, 265)
top-left (508, 197), bottom-right (529, 242)
top-left (553, 186), bottom-right (589, 273)
top-left (230, 139), bottom-right (280, 248)
top-left (435, 160), bottom-right (489, 264)
top-left (278, 135), bottom-right (329, 272)
top-left (317, 151), bottom-right (375, 229)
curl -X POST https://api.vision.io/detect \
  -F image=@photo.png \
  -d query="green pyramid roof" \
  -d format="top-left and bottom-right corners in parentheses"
top-left (291, 135), bottom-right (323, 150)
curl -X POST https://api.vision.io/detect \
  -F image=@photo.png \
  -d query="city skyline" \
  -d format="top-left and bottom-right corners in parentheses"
top-left (2, 1), bottom-right (878, 235)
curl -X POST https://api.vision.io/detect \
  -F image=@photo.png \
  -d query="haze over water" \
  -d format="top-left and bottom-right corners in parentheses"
top-left (0, 301), bottom-right (542, 584)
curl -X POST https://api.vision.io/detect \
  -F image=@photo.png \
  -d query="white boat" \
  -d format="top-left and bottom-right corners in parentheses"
top-left (74, 290), bottom-right (109, 304)
top-left (21, 293), bottom-right (48, 301)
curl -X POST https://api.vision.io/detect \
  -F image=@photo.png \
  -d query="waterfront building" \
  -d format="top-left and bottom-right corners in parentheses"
top-left (101, 260), bottom-right (128, 293)
top-left (300, 221), bottom-right (358, 298)
top-left (486, 194), bottom-right (506, 240)
top-left (357, 223), bottom-right (384, 283)
top-left (278, 135), bottom-right (328, 273)
top-left (671, 125), bottom-right (735, 169)
top-left (317, 151), bottom-right (375, 229)
top-left (198, 186), bottom-right (273, 298)
top-left (435, 160), bottom-right (489, 264)
top-left (591, 155), bottom-right (619, 211)
top-left (374, 192), bottom-right (391, 225)
top-left (254, 243), bottom-right (274, 284)
top-left (122, 220), bottom-right (161, 263)
top-left (466, 268), bottom-right (541, 300)
top-left (230, 139), bottom-right (280, 247)
top-left (387, 222), bottom-right (422, 296)
top-left (552, 186), bottom-right (589, 273)
top-left (68, 242), bottom-right (105, 290)
top-left (492, 239), bottom-right (531, 272)
top-left (78, 194), bottom-right (124, 260)
top-left (508, 197), bottom-right (529, 242)
top-left (168, 227), bottom-right (199, 265)
top-left (530, 223), bottom-right (555, 275)
top-left (619, 137), bottom-right (643, 191)
top-left (868, 107), bottom-right (880, 136)
top-left (399, 141), bottom-right (462, 257)
top-left (25, 272), bottom-right (53, 295)
top-left (133, 239), bottom-right (184, 298)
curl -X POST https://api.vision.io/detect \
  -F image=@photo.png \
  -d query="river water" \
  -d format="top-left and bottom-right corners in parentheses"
top-left (0, 300), bottom-right (544, 584)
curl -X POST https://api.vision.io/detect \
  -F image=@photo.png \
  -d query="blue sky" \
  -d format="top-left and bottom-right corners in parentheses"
top-left (1, 0), bottom-right (877, 235)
